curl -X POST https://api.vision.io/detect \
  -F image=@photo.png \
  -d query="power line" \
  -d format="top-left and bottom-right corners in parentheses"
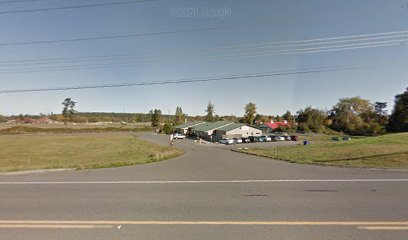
top-left (0, 29), bottom-right (405, 60)
top-left (208, 29), bottom-right (408, 50)
top-left (0, 29), bottom-right (406, 74)
top-left (0, 66), bottom-right (368, 94)
top-left (0, 0), bottom-right (42, 5)
top-left (6, 33), bottom-right (408, 62)
top-left (215, 34), bottom-right (408, 52)
top-left (0, 22), bottom-right (264, 47)
top-left (0, 39), bottom-right (403, 74)
top-left (0, 0), bottom-right (161, 15)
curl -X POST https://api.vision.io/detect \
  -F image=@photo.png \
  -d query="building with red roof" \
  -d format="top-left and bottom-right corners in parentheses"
top-left (258, 120), bottom-right (293, 133)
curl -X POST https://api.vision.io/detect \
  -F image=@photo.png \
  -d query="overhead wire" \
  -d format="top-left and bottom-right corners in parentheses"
top-left (0, 0), bottom-right (162, 15)
top-left (0, 65), bottom-right (368, 94)
top-left (0, 36), bottom-right (405, 74)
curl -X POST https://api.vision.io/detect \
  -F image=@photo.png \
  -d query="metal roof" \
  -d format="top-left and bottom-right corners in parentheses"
top-left (174, 121), bottom-right (205, 129)
top-left (191, 121), bottom-right (233, 132)
top-left (216, 123), bottom-right (247, 132)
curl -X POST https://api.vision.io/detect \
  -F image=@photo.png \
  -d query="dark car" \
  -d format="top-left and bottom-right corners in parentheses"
top-left (269, 135), bottom-right (279, 141)
top-left (248, 136), bottom-right (258, 143)
top-left (290, 135), bottom-right (299, 141)
top-left (241, 137), bottom-right (250, 143)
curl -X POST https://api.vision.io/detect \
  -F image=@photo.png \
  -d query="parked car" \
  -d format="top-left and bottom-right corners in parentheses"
top-left (173, 133), bottom-right (186, 139)
top-left (258, 136), bottom-right (267, 142)
top-left (273, 135), bottom-right (285, 141)
top-left (233, 138), bottom-right (243, 144)
top-left (265, 136), bottom-right (272, 142)
top-left (241, 137), bottom-right (250, 143)
top-left (248, 136), bottom-right (258, 142)
top-left (220, 138), bottom-right (234, 145)
top-left (290, 135), bottom-right (299, 141)
top-left (269, 135), bottom-right (279, 141)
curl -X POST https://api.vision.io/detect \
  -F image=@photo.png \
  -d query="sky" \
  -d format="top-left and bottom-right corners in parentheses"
top-left (0, 0), bottom-right (407, 117)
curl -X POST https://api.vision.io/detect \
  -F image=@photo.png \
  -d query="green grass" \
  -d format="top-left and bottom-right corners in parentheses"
top-left (238, 133), bottom-right (408, 169)
top-left (0, 126), bottom-right (153, 134)
top-left (0, 133), bottom-right (183, 172)
top-left (0, 122), bottom-right (152, 130)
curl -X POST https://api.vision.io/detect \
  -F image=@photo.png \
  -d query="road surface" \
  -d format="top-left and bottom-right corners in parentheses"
top-left (0, 133), bottom-right (407, 240)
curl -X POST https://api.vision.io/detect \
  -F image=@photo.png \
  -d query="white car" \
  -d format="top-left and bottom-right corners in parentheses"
top-left (233, 138), bottom-right (243, 144)
top-left (173, 133), bottom-right (186, 139)
top-left (265, 136), bottom-right (272, 142)
top-left (278, 136), bottom-right (286, 141)
top-left (220, 138), bottom-right (234, 145)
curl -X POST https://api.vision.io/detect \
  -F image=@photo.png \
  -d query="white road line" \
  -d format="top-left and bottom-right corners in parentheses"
top-left (358, 226), bottom-right (408, 230)
top-left (0, 179), bottom-right (407, 185)
top-left (0, 220), bottom-right (408, 226)
top-left (0, 224), bottom-right (114, 229)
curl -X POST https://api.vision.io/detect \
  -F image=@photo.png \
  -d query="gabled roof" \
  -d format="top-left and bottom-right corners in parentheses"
top-left (216, 123), bottom-right (247, 132)
top-left (262, 121), bottom-right (290, 130)
top-left (174, 121), bottom-right (205, 129)
top-left (191, 121), bottom-right (233, 132)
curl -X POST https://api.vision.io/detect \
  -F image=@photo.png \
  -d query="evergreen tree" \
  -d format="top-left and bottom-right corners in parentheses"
top-left (61, 98), bottom-right (76, 126)
top-left (151, 109), bottom-right (162, 127)
top-left (204, 101), bottom-right (215, 122)
top-left (282, 110), bottom-right (294, 122)
top-left (175, 106), bottom-right (185, 125)
top-left (388, 87), bottom-right (408, 132)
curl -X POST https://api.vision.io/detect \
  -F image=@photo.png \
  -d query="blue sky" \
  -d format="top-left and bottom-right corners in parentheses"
top-left (0, 0), bottom-right (407, 116)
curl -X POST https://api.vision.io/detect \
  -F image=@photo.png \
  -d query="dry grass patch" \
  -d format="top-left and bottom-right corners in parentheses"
top-left (0, 133), bottom-right (183, 172)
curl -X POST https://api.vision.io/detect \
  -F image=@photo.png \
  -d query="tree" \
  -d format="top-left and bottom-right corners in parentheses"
top-left (282, 110), bottom-right (294, 122)
top-left (243, 102), bottom-right (257, 124)
top-left (374, 102), bottom-right (387, 116)
top-left (297, 106), bottom-right (327, 133)
top-left (388, 87), bottom-right (408, 132)
top-left (204, 101), bottom-right (215, 122)
top-left (162, 123), bottom-right (174, 134)
top-left (275, 115), bottom-right (284, 122)
top-left (174, 106), bottom-right (185, 125)
top-left (151, 109), bottom-right (162, 127)
top-left (221, 115), bottom-right (238, 122)
top-left (254, 114), bottom-right (268, 123)
top-left (61, 98), bottom-right (76, 126)
top-left (330, 97), bottom-right (381, 135)
top-left (373, 102), bottom-right (389, 128)
top-left (0, 109), bottom-right (5, 122)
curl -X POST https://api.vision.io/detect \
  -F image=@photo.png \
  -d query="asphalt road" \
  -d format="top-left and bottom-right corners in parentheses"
top-left (0, 133), bottom-right (407, 240)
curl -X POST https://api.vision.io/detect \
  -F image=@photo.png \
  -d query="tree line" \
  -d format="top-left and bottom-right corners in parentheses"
top-left (1, 86), bottom-right (407, 135)
top-left (239, 87), bottom-right (407, 135)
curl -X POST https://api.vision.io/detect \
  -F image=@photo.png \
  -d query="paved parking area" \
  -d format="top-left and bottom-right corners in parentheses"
top-left (142, 133), bottom-right (299, 150)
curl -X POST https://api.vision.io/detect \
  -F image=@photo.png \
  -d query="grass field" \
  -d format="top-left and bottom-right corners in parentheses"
top-left (0, 133), bottom-right (183, 172)
top-left (0, 126), bottom-right (154, 134)
top-left (238, 133), bottom-right (408, 169)
top-left (0, 122), bottom-right (152, 130)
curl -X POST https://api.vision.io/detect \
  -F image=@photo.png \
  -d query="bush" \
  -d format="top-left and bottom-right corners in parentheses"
top-left (297, 123), bottom-right (311, 133)
top-left (273, 125), bottom-right (296, 134)
top-left (162, 123), bottom-right (173, 135)
top-left (320, 126), bottom-right (342, 135)
top-left (71, 115), bottom-right (89, 123)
